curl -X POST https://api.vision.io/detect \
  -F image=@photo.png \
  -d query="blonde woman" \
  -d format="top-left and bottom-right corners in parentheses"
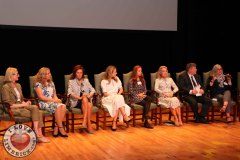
top-left (101, 65), bottom-right (131, 131)
top-left (1, 67), bottom-right (50, 142)
top-left (34, 67), bottom-right (68, 137)
top-left (154, 66), bottom-right (183, 126)
top-left (206, 64), bottom-right (232, 122)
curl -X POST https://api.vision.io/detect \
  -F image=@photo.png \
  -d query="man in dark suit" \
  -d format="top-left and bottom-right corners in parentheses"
top-left (178, 63), bottom-right (212, 123)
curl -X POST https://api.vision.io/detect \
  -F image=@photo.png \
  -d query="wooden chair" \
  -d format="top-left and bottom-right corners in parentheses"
top-left (64, 74), bottom-right (99, 132)
top-left (123, 71), bottom-right (157, 127)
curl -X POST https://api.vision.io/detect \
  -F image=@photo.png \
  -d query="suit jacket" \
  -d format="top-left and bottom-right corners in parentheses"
top-left (1, 82), bottom-right (24, 106)
top-left (178, 72), bottom-right (204, 97)
top-left (1, 82), bottom-right (33, 117)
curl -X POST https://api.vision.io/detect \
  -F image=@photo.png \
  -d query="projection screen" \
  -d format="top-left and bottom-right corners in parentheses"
top-left (0, 0), bottom-right (178, 31)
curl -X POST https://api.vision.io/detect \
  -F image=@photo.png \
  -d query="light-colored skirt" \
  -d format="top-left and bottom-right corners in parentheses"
top-left (102, 94), bottom-right (130, 122)
top-left (158, 97), bottom-right (180, 109)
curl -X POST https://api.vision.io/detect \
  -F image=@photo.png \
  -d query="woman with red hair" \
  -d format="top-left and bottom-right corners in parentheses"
top-left (128, 65), bottom-right (154, 129)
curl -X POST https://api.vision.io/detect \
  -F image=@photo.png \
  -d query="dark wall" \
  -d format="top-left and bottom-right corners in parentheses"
top-left (0, 0), bottom-right (238, 97)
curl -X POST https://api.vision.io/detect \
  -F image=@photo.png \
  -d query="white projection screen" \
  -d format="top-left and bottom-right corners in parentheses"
top-left (0, 0), bottom-right (178, 31)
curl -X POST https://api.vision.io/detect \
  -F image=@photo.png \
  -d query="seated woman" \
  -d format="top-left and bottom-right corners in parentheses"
top-left (206, 64), bottom-right (233, 123)
top-left (154, 66), bottom-right (183, 126)
top-left (128, 65), bottom-right (154, 129)
top-left (101, 65), bottom-right (131, 131)
top-left (1, 67), bottom-right (50, 142)
top-left (67, 65), bottom-right (95, 134)
top-left (34, 67), bottom-right (68, 137)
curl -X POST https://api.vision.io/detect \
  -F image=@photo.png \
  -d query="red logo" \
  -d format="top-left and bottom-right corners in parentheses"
top-left (3, 124), bottom-right (37, 158)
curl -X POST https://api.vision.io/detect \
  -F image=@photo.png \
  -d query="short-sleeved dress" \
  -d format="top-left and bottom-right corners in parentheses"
top-left (34, 82), bottom-right (64, 115)
top-left (101, 76), bottom-right (130, 122)
top-left (154, 77), bottom-right (180, 108)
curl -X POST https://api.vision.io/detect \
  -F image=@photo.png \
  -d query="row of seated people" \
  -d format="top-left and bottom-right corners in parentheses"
top-left (0, 62), bottom-right (235, 141)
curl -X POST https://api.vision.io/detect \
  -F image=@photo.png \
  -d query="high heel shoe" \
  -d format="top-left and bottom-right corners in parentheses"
top-left (53, 124), bottom-right (59, 137)
top-left (111, 120), bottom-right (117, 131)
top-left (220, 105), bottom-right (227, 112)
top-left (123, 114), bottom-right (132, 127)
top-left (38, 136), bottom-right (50, 143)
top-left (58, 127), bottom-right (68, 137)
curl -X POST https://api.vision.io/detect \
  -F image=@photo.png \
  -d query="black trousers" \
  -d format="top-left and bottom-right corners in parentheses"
top-left (136, 95), bottom-right (152, 121)
top-left (184, 95), bottom-right (212, 119)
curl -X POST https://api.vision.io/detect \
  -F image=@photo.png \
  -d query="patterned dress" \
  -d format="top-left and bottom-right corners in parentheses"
top-left (101, 76), bottom-right (130, 122)
top-left (34, 82), bottom-right (64, 115)
top-left (154, 77), bottom-right (180, 108)
top-left (128, 79), bottom-right (147, 103)
top-left (67, 78), bottom-right (95, 108)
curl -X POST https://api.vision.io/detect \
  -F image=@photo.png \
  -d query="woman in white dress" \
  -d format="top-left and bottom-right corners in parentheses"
top-left (154, 66), bottom-right (183, 126)
top-left (101, 65), bottom-right (131, 131)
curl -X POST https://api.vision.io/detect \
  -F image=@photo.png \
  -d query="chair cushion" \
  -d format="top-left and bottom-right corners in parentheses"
top-left (92, 106), bottom-right (99, 113)
top-left (150, 103), bottom-right (157, 109)
top-left (40, 110), bottom-right (52, 117)
top-left (71, 108), bottom-right (82, 114)
top-left (0, 113), bottom-right (11, 121)
top-left (14, 116), bottom-right (32, 123)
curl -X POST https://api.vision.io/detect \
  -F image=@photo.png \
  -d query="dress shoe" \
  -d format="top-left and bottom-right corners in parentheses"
top-left (143, 122), bottom-right (154, 129)
top-left (80, 124), bottom-right (87, 129)
top-left (111, 121), bottom-right (117, 131)
top-left (200, 117), bottom-right (209, 124)
top-left (53, 126), bottom-right (59, 137)
top-left (38, 136), bottom-right (50, 143)
top-left (86, 129), bottom-right (94, 134)
top-left (58, 127), bottom-right (68, 137)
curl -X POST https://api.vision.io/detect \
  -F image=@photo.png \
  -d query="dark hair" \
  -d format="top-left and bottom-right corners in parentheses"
top-left (186, 63), bottom-right (196, 72)
top-left (70, 65), bottom-right (85, 80)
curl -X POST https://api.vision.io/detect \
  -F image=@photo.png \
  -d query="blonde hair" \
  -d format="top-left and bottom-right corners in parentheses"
top-left (210, 64), bottom-right (222, 77)
top-left (157, 66), bottom-right (168, 78)
top-left (35, 67), bottom-right (52, 84)
top-left (104, 65), bottom-right (118, 83)
top-left (4, 67), bottom-right (18, 82)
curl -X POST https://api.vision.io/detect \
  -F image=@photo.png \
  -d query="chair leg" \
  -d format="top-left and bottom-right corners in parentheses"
top-left (154, 108), bottom-right (157, 125)
top-left (42, 117), bottom-right (46, 136)
top-left (71, 113), bottom-right (74, 133)
top-left (233, 104), bottom-right (237, 122)
top-left (66, 113), bottom-right (69, 133)
top-left (186, 106), bottom-right (189, 123)
top-left (133, 109), bottom-right (136, 127)
top-left (168, 110), bottom-right (172, 121)
top-left (103, 112), bottom-right (106, 130)
top-left (211, 106), bottom-right (214, 122)
top-left (96, 112), bottom-right (99, 130)
top-left (159, 107), bottom-right (162, 125)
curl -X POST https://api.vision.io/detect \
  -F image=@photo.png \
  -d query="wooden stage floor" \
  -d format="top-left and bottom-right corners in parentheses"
top-left (1, 119), bottom-right (240, 160)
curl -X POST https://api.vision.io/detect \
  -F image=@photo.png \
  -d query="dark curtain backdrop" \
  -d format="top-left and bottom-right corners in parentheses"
top-left (0, 0), bottom-right (238, 97)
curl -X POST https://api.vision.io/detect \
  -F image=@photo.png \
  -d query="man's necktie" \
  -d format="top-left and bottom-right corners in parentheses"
top-left (191, 76), bottom-right (197, 87)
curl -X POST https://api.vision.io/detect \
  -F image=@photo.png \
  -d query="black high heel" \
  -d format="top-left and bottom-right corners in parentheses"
top-left (123, 114), bottom-right (132, 127)
top-left (53, 123), bottom-right (59, 137)
top-left (111, 120), bottom-right (117, 131)
top-left (58, 127), bottom-right (68, 137)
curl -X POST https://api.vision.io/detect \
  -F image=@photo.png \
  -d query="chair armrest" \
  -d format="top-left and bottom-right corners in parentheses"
top-left (0, 102), bottom-right (15, 121)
